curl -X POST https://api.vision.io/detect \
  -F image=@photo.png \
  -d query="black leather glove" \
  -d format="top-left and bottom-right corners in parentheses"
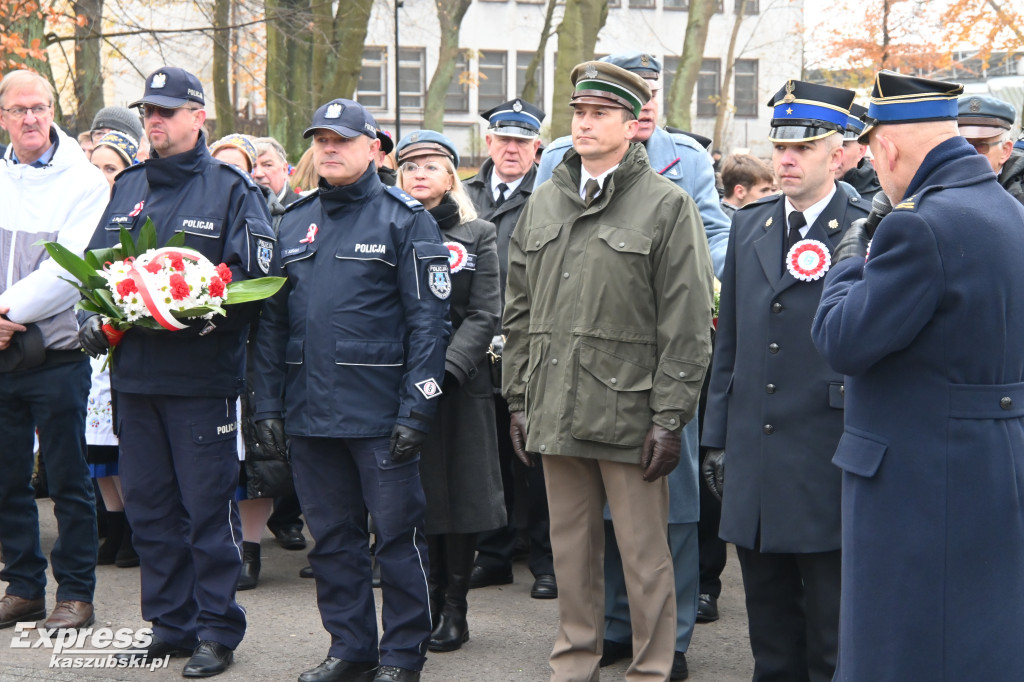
top-left (832, 219), bottom-right (871, 264)
top-left (389, 423), bottom-right (427, 463)
top-left (641, 424), bottom-right (681, 482)
top-left (255, 418), bottom-right (287, 459)
top-left (509, 410), bottom-right (536, 467)
top-left (702, 448), bottom-right (725, 501)
top-left (78, 313), bottom-right (110, 358)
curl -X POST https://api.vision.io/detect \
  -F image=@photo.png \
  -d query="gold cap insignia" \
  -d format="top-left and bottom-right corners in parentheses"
top-left (782, 80), bottom-right (796, 104)
top-left (641, 54), bottom-right (650, 67)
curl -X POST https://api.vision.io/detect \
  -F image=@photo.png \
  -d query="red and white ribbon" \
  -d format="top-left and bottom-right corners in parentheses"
top-left (125, 248), bottom-right (204, 331)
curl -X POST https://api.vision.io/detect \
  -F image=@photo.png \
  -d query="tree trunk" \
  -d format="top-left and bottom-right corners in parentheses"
top-left (520, 0), bottom-right (558, 104)
top-left (423, 0), bottom-right (473, 131)
top-left (266, 0), bottom-right (314, 160)
top-left (312, 0), bottom-right (374, 105)
top-left (713, 0), bottom-right (747, 150)
top-left (549, 0), bottom-right (608, 139)
top-left (73, 0), bottom-right (105, 133)
top-left (212, 0), bottom-right (234, 137)
top-left (665, 0), bottom-right (715, 130)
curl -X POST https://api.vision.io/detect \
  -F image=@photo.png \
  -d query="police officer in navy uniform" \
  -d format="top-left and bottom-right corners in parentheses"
top-left (463, 99), bottom-right (557, 600)
top-left (250, 99), bottom-right (451, 682)
top-left (701, 80), bottom-right (868, 682)
top-left (79, 67), bottom-right (277, 677)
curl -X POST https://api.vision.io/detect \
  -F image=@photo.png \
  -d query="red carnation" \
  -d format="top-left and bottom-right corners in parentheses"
top-left (169, 273), bottom-right (190, 300)
top-left (116, 279), bottom-right (138, 297)
top-left (208, 276), bottom-right (225, 298)
top-left (216, 263), bottom-right (232, 284)
top-left (169, 254), bottom-right (185, 271)
top-left (144, 261), bottom-right (162, 274)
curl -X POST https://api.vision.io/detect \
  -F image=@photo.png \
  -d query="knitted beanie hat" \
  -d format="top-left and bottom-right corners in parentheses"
top-left (91, 106), bottom-right (144, 143)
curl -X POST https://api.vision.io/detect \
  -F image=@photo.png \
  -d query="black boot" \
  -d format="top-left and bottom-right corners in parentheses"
top-left (428, 533), bottom-right (475, 652)
top-left (115, 516), bottom-right (140, 568)
top-left (98, 511), bottom-right (124, 565)
top-left (426, 535), bottom-right (446, 629)
top-left (237, 541), bottom-right (261, 590)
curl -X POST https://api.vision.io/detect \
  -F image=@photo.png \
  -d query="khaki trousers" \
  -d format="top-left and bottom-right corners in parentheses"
top-left (543, 454), bottom-right (676, 682)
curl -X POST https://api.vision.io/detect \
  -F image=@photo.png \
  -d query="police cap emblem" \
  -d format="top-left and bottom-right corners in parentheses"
top-left (326, 103), bottom-right (343, 119)
top-left (641, 53), bottom-right (650, 67)
top-left (969, 97), bottom-right (981, 113)
top-left (512, 100), bottom-right (523, 113)
top-left (782, 80), bottom-right (796, 104)
top-left (152, 73), bottom-right (167, 89)
top-left (584, 64), bottom-right (599, 79)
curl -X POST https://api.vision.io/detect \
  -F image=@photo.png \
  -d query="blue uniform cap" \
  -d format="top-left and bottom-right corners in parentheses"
top-left (600, 51), bottom-right (662, 86)
top-left (480, 99), bottom-right (545, 140)
top-left (766, 80), bottom-right (855, 143)
top-left (395, 130), bottom-right (460, 168)
top-left (859, 70), bottom-right (963, 143)
top-left (130, 67), bottom-right (205, 109)
top-left (303, 99), bottom-right (377, 141)
top-left (844, 103), bottom-right (868, 140)
top-left (957, 94), bottom-right (1017, 139)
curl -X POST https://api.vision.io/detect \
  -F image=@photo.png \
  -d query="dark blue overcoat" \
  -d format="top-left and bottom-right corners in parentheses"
top-left (813, 138), bottom-right (1024, 681)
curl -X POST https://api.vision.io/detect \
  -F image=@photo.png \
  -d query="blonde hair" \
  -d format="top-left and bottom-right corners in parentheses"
top-left (290, 146), bottom-right (318, 193)
top-left (397, 155), bottom-right (477, 223)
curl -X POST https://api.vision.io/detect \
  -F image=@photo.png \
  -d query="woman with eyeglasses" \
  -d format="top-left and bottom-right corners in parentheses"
top-left (395, 130), bottom-right (505, 653)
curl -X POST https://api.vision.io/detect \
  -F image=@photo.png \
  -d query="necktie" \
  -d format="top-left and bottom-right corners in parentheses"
top-left (787, 211), bottom-right (806, 250)
top-left (496, 183), bottom-right (508, 206)
top-left (584, 179), bottom-right (601, 206)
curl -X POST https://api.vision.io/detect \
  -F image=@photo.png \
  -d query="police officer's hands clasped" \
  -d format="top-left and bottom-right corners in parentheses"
top-left (255, 418), bottom-right (288, 459)
top-left (641, 424), bottom-right (681, 482)
top-left (702, 448), bottom-right (725, 501)
top-left (78, 313), bottom-right (110, 358)
top-left (389, 423), bottom-right (426, 463)
top-left (509, 410), bottom-right (536, 467)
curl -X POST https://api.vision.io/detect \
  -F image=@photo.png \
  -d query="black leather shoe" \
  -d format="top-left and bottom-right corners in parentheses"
top-left (182, 640), bottom-right (233, 677)
top-left (373, 666), bottom-right (420, 682)
top-left (671, 651), bottom-right (689, 680)
top-left (469, 564), bottom-right (513, 589)
top-left (298, 657), bottom-right (378, 682)
top-left (237, 542), bottom-right (261, 591)
top-left (598, 638), bottom-right (632, 667)
top-left (530, 574), bottom-right (557, 599)
top-left (696, 593), bottom-right (719, 623)
top-left (274, 527), bottom-right (307, 550)
top-left (113, 635), bottom-right (195, 663)
top-left (299, 565), bottom-right (314, 579)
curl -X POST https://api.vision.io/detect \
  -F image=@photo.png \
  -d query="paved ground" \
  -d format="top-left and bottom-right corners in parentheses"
top-left (1, 500), bottom-right (754, 681)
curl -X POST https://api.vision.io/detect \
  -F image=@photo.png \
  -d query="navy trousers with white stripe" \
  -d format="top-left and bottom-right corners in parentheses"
top-left (291, 435), bottom-right (431, 671)
top-left (118, 393), bottom-right (246, 650)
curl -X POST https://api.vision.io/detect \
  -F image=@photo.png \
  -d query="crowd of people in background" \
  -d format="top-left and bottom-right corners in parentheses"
top-left (2, 48), bottom-right (1024, 682)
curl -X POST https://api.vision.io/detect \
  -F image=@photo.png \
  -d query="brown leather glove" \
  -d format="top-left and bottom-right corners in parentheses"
top-left (641, 424), bottom-right (681, 482)
top-left (509, 410), bottom-right (536, 467)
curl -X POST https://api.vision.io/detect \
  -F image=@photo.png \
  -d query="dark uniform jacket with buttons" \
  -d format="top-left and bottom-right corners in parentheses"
top-left (87, 132), bottom-right (277, 398)
top-left (702, 185), bottom-right (868, 553)
top-left (418, 198), bottom-right (504, 534)
top-left (250, 164), bottom-right (451, 438)
top-left (503, 142), bottom-right (713, 464)
top-left (812, 137), bottom-right (1024, 682)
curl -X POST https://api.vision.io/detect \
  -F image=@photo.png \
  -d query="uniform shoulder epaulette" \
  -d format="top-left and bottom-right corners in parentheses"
top-left (284, 190), bottom-right (318, 212)
top-left (893, 193), bottom-right (918, 211)
top-left (384, 184), bottom-right (424, 211)
top-left (666, 130), bottom-right (704, 155)
top-left (214, 161), bottom-right (256, 185)
top-left (746, 192), bottom-right (783, 209)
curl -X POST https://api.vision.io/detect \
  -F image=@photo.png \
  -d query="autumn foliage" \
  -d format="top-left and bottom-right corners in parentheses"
top-left (0, 0), bottom-right (64, 71)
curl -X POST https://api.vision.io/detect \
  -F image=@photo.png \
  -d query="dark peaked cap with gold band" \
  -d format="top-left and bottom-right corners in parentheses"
top-left (570, 61), bottom-right (652, 119)
top-left (858, 70), bottom-right (963, 143)
top-left (766, 80), bottom-right (855, 143)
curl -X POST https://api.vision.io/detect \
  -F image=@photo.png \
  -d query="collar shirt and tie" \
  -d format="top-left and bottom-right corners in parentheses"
top-left (784, 185), bottom-right (837, 250)
top-left (579, 164), bottom-right (619, 205)
top-left (491, 173), bottom-right (524, 205)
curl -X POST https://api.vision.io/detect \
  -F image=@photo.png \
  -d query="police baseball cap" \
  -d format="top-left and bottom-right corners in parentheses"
top-left (957, 95), bottom-right (1016, 139)
top-left (396, 130), bottom-right (460, 168)
top-left (303, 99), bottom-right (377, 140)
top-left (767, 80), bottom-right (855, 143)
top-left (130, 67), bottom-right (205, 109)
top-left (844, 103), bottom-right (868, 141)
top-left (859, 70), bottom-right (963, 143)
top-left (600, 51), bottom-right (662, 89)
top-left (570, 61), bottom-right (652, 119)
top-left (480, 99), bottom-right (545, 140)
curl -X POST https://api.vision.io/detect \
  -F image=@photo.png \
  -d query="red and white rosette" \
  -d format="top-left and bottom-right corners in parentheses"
top-left (786, 239), bottom-right (831, 282)
top-left (445, 241), bottom-right (468, 273)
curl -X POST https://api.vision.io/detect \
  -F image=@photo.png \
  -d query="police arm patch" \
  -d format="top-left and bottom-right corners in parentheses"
top-left (256, 238), bottom-right (274, 274)
top-left (427, 263), bottom-right (451, 299)
top-left (415, 378), bottom-right (443, 399)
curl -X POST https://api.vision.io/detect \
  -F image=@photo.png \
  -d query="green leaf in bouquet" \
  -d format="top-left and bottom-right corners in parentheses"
top-left (173, 305), bottom-right (226, 318)
top-left (137, 217), bottom-right (157, 253)
top-left (75, 300), bottom-right (104, 314)
top-left (94, 288), bottom-right (125, 320)
top-left (165, 231), bottom-right (187, 248)
top-left (224, 277), bottom-right (287, 305)
top-left (85, 245), bottom-right (123, 271)
top-left (39, 241), bottom-right (99, 286)
top-left (119, 227), bottom-right (138, 259)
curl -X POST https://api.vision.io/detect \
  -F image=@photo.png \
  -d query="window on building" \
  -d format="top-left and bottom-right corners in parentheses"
top-left (399, 47), bottom-right (426, 112)
top-left (446, 52), bottom-right (470, 113)
top-left (516, 52), bottom-right (544, 108)
top-left (735, 0), bottom-right (758, 13)
top-left (734, 59), bottom-right (758, 117)
top-left (630, 0), bottom-right (655, 8)
top-left (357, 47), bottom-right (387, 111)
top-left (697, 58), bottom-right (720, 118)
top-left (478, 51), bottom-right (508, 113)
top-left (664, 0), bottom-right (687, 10)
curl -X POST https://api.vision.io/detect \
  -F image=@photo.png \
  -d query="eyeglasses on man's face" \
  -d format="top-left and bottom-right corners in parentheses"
top-left (1, 104), bottom-right (51, 120)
